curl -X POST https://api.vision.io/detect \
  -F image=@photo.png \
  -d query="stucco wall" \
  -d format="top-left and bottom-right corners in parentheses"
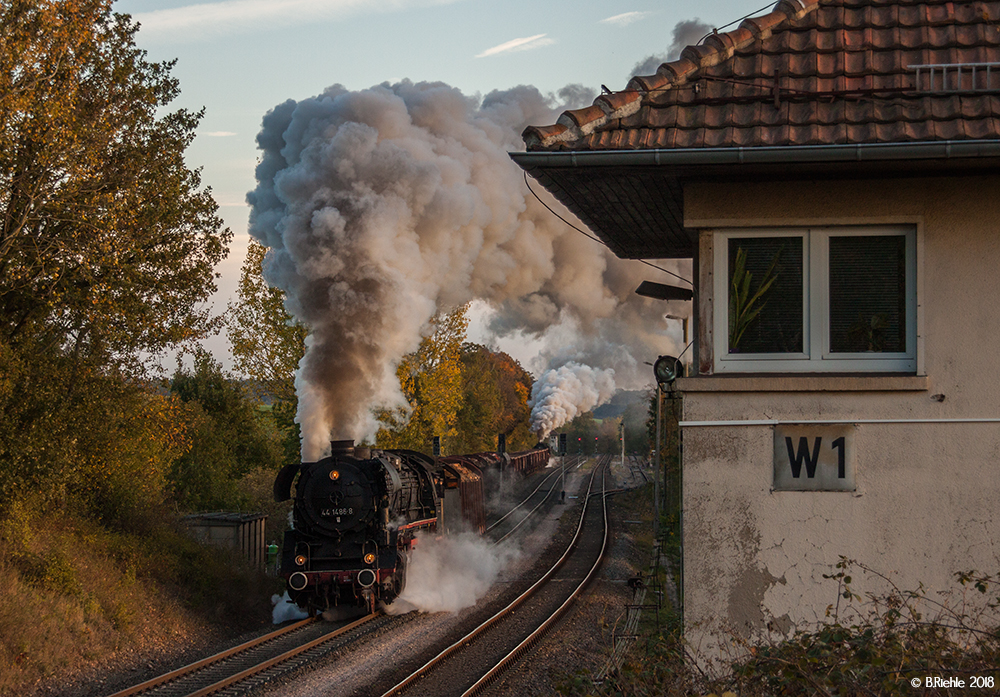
top-left (677, 175), bottom-right (1000, 663)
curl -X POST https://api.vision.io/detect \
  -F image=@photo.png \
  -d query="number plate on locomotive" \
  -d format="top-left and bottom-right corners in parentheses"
top-left (321, 508), bottom-right (354, 516)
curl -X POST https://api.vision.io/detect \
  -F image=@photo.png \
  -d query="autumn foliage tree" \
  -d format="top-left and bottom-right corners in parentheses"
top-left (453, 344), bottom-right (536, 454)
top-left (0, 0), bottom-right (230, 517)
top-left (375, 305), bottom-right (469, 453)
top-left (0, 0), bottom-right (228, 360)
top-left (226, 239), bottom-right (307, 463)
top-left (375, 306), bottom-right (537, 456)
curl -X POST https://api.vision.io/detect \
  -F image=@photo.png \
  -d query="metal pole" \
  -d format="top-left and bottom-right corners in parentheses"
top-left (560, 454), bottom-right (565, 502)
top-left (654, 384), bottom-right (662, 538)
top-left (620, 420), bottom-right (625, 470)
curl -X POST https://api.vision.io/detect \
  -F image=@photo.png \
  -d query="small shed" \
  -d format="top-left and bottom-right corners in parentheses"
top-left (181, 512), bottom-right (268, 568)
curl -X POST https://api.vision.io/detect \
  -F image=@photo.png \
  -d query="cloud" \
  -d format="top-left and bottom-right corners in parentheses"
top-left (475, 34), bottom-right (555, 58)
top-left (600, 11), bottom-right (652, 26)
top-left (202, 131), bottom-right (237, 137)
top-left (133, 0), bottom-right (458, 41)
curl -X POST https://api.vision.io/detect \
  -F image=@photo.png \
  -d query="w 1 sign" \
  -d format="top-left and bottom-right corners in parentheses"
top-left (773, 424), bottom-right (856, 491)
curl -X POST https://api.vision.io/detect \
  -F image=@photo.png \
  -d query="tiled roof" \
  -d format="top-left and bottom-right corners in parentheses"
top-left (524, 0), bottom-right (1000, 151)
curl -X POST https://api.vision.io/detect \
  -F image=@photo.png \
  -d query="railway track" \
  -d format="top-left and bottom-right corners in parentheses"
top-left (378, 455), bottom-right (611, 697)
top-left (486, 454), bottom-right (584, 543)
top-left (104, 612), bottom-right (395, 697)
top-left (109, 457), bottom-right (603, 697)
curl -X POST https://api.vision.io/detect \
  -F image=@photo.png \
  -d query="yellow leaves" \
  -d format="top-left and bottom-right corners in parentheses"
top-left (375, 305), bottom-right (469, 452)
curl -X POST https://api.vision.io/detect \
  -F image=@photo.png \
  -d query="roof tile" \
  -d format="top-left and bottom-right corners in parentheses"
top-left (628, 72), bottom-right (672, 93)
top-left (662, 57), bottom-right (703, 83)
top-left (741, 10), bottom-right (792, 41)
top-left (525, 0), bottom-right (1000, 152)
top-left (596, 90), bottom-right (643, 118)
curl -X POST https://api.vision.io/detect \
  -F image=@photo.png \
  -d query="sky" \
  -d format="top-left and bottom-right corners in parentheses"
top-left (115, 0), bottom-right (773, 374)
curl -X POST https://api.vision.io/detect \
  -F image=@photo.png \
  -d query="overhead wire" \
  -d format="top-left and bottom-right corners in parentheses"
top-left (522, 171), bottom-right (694, 287)
top-left (696, 1), bottom-right (780, 45)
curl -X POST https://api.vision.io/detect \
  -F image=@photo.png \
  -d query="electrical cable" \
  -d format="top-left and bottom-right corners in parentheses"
top-left (696, 1), bottom-right (780, 45)
top-left (522, 171), bottom-right (694, 287)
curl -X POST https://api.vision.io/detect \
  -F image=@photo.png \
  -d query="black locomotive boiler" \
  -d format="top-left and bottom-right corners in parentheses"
top-left (273, 440), bottom-right (549, 615)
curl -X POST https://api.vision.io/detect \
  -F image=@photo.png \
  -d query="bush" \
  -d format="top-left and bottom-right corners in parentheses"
top-left (574, 557), bottom-right (1000, 697)
top-left (168, 350), bottom-right (285, 511)
top-left (724, 559), bottom-right (1000, 695)
top-left (0, 342), bottom-right (185, 527)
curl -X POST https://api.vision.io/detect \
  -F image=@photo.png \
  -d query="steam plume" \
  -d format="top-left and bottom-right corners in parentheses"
top-left (631, 18), bottom-right (713, 77)
top-left (385, 532), bottom-right (519, 614)
top-left (528, 362), bottom-right (616, 440)
top-left (248, 80), bottom-right (686, 458)
top-left (271, 591), bottom-right (309, 624)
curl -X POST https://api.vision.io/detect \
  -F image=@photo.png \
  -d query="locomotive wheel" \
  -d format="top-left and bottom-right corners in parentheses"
top-left (392, 553), bottom-right (407, 598)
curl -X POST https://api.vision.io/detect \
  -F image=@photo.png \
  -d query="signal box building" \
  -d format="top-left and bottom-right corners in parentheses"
top-left (512, 0), bottom-right (1000, 660)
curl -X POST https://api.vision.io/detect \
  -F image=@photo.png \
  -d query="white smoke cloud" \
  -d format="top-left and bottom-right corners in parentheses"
top-left (528, 362), bottom-right (616, 440)
top-left (248, 80), bottom-right (686, 459)
top-left (385, 532), bottom-right (519, 614)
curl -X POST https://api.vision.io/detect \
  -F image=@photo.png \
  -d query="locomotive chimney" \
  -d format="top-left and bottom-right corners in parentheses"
top-left (330, 440), bottom-right (355, 457)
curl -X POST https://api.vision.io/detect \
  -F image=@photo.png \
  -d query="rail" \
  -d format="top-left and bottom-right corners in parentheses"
top-left (106, 613), bottom-right (379, 697)
top-left (462, 459), bottom-right (610, 696)
top-left (380, 456), bottom-right (609, 697)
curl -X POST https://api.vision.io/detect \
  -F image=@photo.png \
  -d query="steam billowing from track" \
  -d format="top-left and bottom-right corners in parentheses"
top-left (248, 80), bottom-right (686, 458)
top-left (384, 532), bottom-right (519, 614)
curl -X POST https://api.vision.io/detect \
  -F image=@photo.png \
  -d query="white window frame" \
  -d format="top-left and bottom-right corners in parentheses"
top-left (713, 225), bottom-right (917, 373)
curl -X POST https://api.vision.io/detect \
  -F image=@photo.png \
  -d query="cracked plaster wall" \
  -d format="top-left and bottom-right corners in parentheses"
top-left (679, 175), bottom-right (1000, 665)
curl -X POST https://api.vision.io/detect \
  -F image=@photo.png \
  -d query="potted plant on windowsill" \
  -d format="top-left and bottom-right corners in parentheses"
top-left (729, 246), bottom-right (781, 352)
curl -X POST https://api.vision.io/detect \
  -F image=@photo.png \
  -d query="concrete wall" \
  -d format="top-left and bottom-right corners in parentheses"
top-left (182, 513), bottom-right (268, 568)
top-left (676, 175), bottom-right (1000, 663)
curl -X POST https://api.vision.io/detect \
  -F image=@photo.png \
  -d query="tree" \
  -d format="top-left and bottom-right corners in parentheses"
top-left (0, 1), bottom-right (229, 518)
top-left (0, 341), bottom-right (188, 520)
top-left (226, 239), bottom-right (307, 463)
top-left (227, 240), bottom-right (306, 404)
top-left (0, 0), bottom-right (230, 366)
top-left (168, 350), bottom-right (284, 511)
top-left (375, 305), bottom-right (469, 453)
top-left (454, 345), bottom-right (535, 454)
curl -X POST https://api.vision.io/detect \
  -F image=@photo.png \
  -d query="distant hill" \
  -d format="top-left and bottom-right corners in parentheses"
top-left (592, 389), bottom-right (649, 419)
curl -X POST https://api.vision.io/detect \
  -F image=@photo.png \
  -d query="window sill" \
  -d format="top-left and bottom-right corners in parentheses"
top-left (675, 374), bottom-right (928, 393)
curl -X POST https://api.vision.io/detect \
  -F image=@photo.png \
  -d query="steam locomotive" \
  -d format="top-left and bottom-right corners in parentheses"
top-left (273, 440), bottom-right (549, 615)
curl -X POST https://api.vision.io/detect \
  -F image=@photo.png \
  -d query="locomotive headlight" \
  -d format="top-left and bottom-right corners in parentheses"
top-left (363, 552), bottom-right (376, 565)
top-left (329, 470), bottom-right (340, 481)
top-left (294, 554), bottom-right (307, 566)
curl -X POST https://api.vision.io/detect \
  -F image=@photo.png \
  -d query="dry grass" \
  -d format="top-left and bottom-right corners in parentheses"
top-left (0, 498), bottom-right (280, 696)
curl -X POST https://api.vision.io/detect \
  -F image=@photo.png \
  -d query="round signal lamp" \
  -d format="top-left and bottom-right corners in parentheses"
top-left (329, 470), bottom-right (340, 481)
top-left (364, 552), bottom-right (376, 565)
top-left (294, 554), bottom-right (307, 566)
top-left (653, 355), bottom-right (681, 385)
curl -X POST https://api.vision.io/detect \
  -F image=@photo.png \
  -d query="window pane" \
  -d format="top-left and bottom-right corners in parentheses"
top-left (829, 235), bottom-right (906, 353)
top-left (728, 237), bottom-right (803, 354)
